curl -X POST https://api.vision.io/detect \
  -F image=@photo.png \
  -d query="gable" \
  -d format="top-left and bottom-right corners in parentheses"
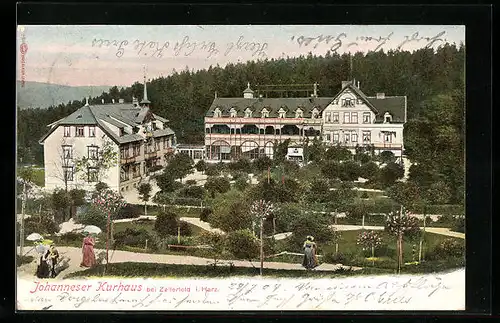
top-left (328, 84), bottom-right (379, 114)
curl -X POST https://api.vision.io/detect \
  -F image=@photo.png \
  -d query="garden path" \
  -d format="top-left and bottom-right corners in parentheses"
top-left (16, 246), bottom-right (361, 280)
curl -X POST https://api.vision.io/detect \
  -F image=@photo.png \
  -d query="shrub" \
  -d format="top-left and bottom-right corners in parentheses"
top-left (58, 231), bottom-right (83, 245)
top-left (23, 213), bottom-right (58, 236)
top-left (360, 191), bottom-right (369, 199)
top-left (234, 177), bottom-right (249, 191)
top-left (346, 203), bottom-right (369, 220)
top-left (154, 211), bottom-right (179, 238)
top-left (116, 204), bottom-right (142, 219)
top-left (204, 176), bottom-right (231, 198)
top-left (378, 162), bottom-right (404, 187)
top-left (179, 221), bottom-right (192, 236)
top-left (204, 166), bottom-right (220, 176)
top-left (149, 165), bottom-right (163, 173)
top-left (195, 160), bottom-right (206, 173)
top-left (114, 228), bottom-right (152, 249)
top-left (200, 208), bottom-right (212, 222)
top-left (323, 252), bottom-right (356, 264)
top-left (379, 151), bottom-right (396, 164)
top-left (75, 205), bottom-right (107, 230)
top-left (288, 213), bottom-right (338, 251)
top-left (17, 255), bottom-right (34, 267)
top-left (185, 179), bottom-right (197, 186)
top-left (199, 231), bottom-right (226, 265)
top-left (453, 217), bottom-right (465, 233)
top-left (252, 156), bottom-right (273, 173)
top-left (427, 238), bottom-right (465, 260)
top-left (178, 185), bottom-right (205, 200)
top-left (225, 229), bottom-right (260, 260)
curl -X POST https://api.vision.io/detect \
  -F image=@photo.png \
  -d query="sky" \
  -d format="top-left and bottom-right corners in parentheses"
top-left (16, 25), bottom-right (465, 87)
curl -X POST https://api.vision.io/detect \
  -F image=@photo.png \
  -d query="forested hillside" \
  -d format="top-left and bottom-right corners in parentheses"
top-left (17, 44), bottom-right (464, 202)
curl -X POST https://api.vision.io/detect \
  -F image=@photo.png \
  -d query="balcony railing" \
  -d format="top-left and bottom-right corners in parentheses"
top-left (327, 142), bottom-right (403, 150)
top-left (145, 150), bottom-right (158, 158)
top-left (205, 117), bottom-right (323, 125)
top-left (120, 156), bottom-right (136, 164)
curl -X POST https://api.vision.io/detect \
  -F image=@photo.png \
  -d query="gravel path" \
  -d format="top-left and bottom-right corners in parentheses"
top-left (16, 246), bottom-right (360, 280)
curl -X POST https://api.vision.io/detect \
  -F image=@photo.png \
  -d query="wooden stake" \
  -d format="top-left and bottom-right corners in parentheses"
top-left (260, 217), bottom-right (264, 276)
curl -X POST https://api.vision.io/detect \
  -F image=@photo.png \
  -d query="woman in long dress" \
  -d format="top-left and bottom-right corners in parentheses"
top-left (302, 236), bottom-right (318, 270)
top-left (80, 233), bottom-right (96, 267)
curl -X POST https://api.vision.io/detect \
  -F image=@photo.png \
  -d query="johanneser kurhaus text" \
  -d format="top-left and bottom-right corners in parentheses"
top-left (39, 76), bottom-right (176, 193)
top-left (204, 81), bottom-right (406, 162)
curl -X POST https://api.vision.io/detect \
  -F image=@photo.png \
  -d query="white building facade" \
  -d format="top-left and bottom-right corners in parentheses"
top-left (39, 78), bottom-right (176, 193)
top-left (204, 81), bottom-right (407, 161)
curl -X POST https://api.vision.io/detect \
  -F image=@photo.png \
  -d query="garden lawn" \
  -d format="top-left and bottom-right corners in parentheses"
top-left (113, 219), bottom-right (204, 236)
top-left (66, 262), bottom-right (390, 279)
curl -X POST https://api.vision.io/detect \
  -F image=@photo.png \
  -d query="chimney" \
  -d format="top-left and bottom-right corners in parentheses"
top-left (112, 99), bottom-right (115, 104)
top-left (313, 82), bottom-right (318, 97)
top-left (341, 81), bottom-right (352, 88)
top-left (376, 93), bottom-right (385, 99)
top-left (119, 98), bottom-right (124, 104)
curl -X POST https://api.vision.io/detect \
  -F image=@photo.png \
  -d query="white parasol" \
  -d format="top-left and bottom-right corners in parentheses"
top-left (83, 225), bottom-right (102, 234)
top-left (26, 233), bottom-right (44, 241)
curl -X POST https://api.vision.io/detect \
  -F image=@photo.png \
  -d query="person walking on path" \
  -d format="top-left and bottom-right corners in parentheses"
top-left (80, 233), bottom-right (96, 268)
top-left (302, 236), bottom-right (318, 270)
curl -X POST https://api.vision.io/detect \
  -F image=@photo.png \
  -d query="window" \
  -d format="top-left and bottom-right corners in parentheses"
top-left (351, 112), bottom-right (358, 124)
top-left (88, 167), bottom-right (98, 182)
top-left (278, 108), bottom-right (286, 118)
top-left (351, 132), bottom-right (358, 142)
top-left (89, 126), bottom-right (96, 137)
top-left (63, 166), bottom-right (74, 181)
top-left (311, 109), bottom-right (319, 119)
top-left (362, 131), bottom-right (371, 143)
top-left (230, 108), bottom-right (237, 118)
top-left (333, 131), bottom-right (339, 143)
top-left (62, 145), bottom-right (72, 160)
top-left (245, 109), bottom-right (253, 118)
top-left (385, 116), bottom-right (391, 123)
top-left (295, 109), bottom-right (303, 118)
top-left (132, 164), bottom-right (141, 177)
top-left (326, 133), bottom-right (331, 142)
top-left (261, 109), bottom-right (270, 118)
top-left (75, 126), bottom-right (84, 137)
top-left (325, 112), bottom-right (332, 123)
top-left (120, 147), bottom-right (129, 159)
top-left (384, 132), bottom-right (392, 143)
top-left (363, 112), bottom-right (371, 124)
top-left (342, 98), bottom-right (354, 107)
top-left (88, 146), bottom-right (99, 160)
top-left (213, 108), bottom-right (221, 118)
top-left (344, 133), bottom-right (350, 143)
top-left (155, 140), bottom-right (160, 151)
top-left (384, 112), bottom-right (392, 123)
top-left (64, 126), bottom-right (71, 137)
top-left (134, 144), bottom-right (141, 156)
top-left (343, 112), bottom-right (350, 123)
top-left (332, 112), bottom-right (339, 123)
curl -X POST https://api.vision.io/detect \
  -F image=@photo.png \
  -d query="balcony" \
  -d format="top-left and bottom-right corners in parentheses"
top-left (145, 150), bottom-right (158, 159)
top-left (205, 117), bottom-right (323, 126)
top-left (120, 156), bottom-right (136, 164)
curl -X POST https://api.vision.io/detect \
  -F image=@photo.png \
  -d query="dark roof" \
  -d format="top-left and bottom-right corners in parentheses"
top-left (39, 103), bottom-right (174, 144)
top-left (206, 97), bottom-right (332, 118)
top-left (366, 96), bottom-right (406, 123)
top-left (206, 82), bottom-right (406, 123)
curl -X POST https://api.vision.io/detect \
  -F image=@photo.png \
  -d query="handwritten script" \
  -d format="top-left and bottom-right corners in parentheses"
top-left (91, 35), bottom-right (268, 59)
top-left (17, 270), bottom-right (464, 311)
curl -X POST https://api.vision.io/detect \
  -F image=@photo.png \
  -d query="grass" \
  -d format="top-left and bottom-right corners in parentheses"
top-left (113, 219), bottom-right (204, 236)
top-left (65, 262), bottom-right (391, 279)
top-left (17, 167), bottom-right (45, 187)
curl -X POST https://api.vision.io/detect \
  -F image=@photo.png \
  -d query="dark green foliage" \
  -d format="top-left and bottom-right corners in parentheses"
top-left (200, 208), bottom-right (212, 222)
top-left (379, 162), bottom-right (404, 187)
top-left (346, 203), bottom-right (369, 220)
top-left (229, 158), bottom-right (252, 172)
top-left (21, 213), bottom-right (58, 237)
top-left (58, 232), bottom-right (83, 245)
top-left (137, 183), bottom-right (152, 203)
top-left (195, 160), bottom-right (206, 173)
top-left (305, 179), bottom-right (331, 204)
top-left (76, 205), bottom-right (107, 230)
top-left (379, 151), bottom-right (396, 164)
top-left (359, 162), bottom-right (379, 182)
top-left (288, 212), bottom-right (338, 251)
top-left (234, 177), bottom-right (249, 191)
top-left (252, 156), bottom-right (273, 173)
top-left (427, 238), bottom-right (465, 260)
top-left (116, 204), bottom-right (142, 219)
top-left (163, 153), bottom-right (194, 182)
top-left (114, 228), bottom-right (153, 248)
top-left (339, 161), bottom-right (361, 181)
top-left (185, 179), bottom-right (197, 186)
top-left (324, 145), bottom-right (352, 162)
top-left (154, 211), bottom-right (179, 238)
top-left (204, 176), bottom-right (231, 198)
top-left (204, 166), bottom-right (220, 177)
top-left (248, 177), bottom-right (301, 203)
top-left (225, 229), bottom-right (260, 260)
top-left (178, 185), bottom-right (205, 199)
top-left (94, 182), bottom-right (109, 193)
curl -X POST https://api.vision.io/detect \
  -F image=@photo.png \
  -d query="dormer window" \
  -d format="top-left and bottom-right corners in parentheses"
top-left (295, 108), bottom-right (303, 118)
top-left (278, 108), bottom-right (286, 118)
top-left (311, 108), bottom-right (319, 119)
top-left (342, 98), bottom-right (354, 107)
top-left (244, 108), bottom-right (253, 118)
top-left (261, 108), bottom-right (269, 118)
top-left (384, 112), bottom-right (392, 123)
top-left (230, 108), bottom-right (237, 118)
top-left (213, 108), bottom-right (222, 118)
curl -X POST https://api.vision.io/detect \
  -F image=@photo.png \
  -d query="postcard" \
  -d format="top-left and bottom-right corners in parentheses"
top-left (16, 24), bottom-right (466, 311)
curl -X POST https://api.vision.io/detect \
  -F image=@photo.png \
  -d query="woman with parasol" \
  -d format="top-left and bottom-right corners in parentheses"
top-left (80, 226), bottom-right (100, 268)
